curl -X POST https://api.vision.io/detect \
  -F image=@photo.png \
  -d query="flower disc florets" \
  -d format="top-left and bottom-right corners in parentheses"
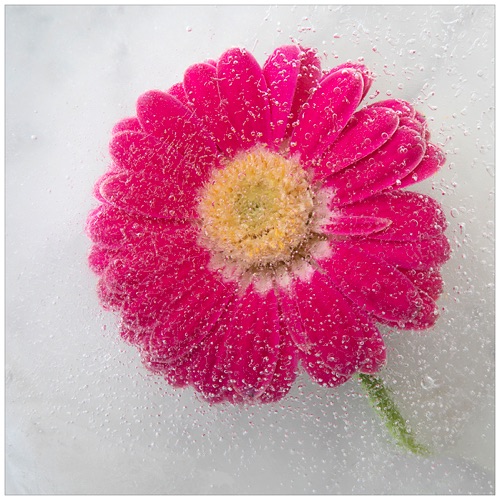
top-left (198, 146), bottom-right (326, 282)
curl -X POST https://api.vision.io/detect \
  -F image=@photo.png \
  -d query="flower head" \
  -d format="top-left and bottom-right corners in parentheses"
top-left (87, 45), bottom-right (450, 404)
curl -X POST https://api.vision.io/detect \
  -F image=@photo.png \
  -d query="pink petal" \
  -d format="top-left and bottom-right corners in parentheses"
top-left (189, 314), bottom-right (243, 404)
top-left (95, 225), bottom-right (206, 316)
top-left (399, 268), bottom-right (444, 301)
top-left (86, 203), bottom-right (190, 248)
top-left (324, 215), bottom-right (392, 236)
top-left (415, 110), bottom-right (431, 140)
top-left (109, 130), bottom-right (182, 176)
top-left (326, 126), bottom-right (426, 206)
top-left (119, 321), bottom-right (149, 348)
top-left (339, 190), bottom-right (447, 241)
top-left (109, 128), bottom-right (219, 206)
top-left (377, 289), bottom-right (438, 330)
top-left (277, 286), bottom-right (312, 353)
top-left (263, 45), bottom-right (301, 147)
top-left (147, 271), bottom-right (236, 362)
top-left (88, 244), bottom-right (118, 275)
top-left (217, 47), bottom-right (271, 149)
top-left (167, 82), bottom-right (190, 107)
top-left (300, 354), bottom-right (352, 388)
top-left (291, 68), bottom-right (364, 164)
top-left (258, 325), bottom-right (298, 403)
top-left (112, 117), bottom-right (142, 135)
top-left (99, 171), bottom-right (187, 219)
top-left (313, 105), bottom-right (399, 179)
top-left (323, 62), bottom-right (373, 100)
top-left (288, 47), bottom-right (322, 132)
top-left (183, 62), bottom-right (241, 156)
top-left (369, 98), bottom-right (415, 119)
top-left (226, 287), bottom-right (280, 400)
top-left (283, 271), bottom-right (386, 376)
top-left (325, 243), bottom-right (423, 323)
top-left (93, 167), bottom-right (121, 203)
top-left (356, 234), bottom-right (451, 270)
top-left (399, 115), bottom-right (425, 135)
top-left (398, 143), bottom-right (446, 188)
top-left (145, 349), bottom-right (193, 388)
top-left (357, 340), bottom-right (387, 375)
top-left (136, 90), bottom-right (217, 163)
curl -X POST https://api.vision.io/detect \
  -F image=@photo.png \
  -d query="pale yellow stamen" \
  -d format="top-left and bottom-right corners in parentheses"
top-left (198, 147), bottom-right (314, 269)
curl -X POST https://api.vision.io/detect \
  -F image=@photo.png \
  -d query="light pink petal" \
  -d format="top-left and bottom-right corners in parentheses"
top-left (263, 45), bottom-right (301, 147)
top-left (312, 106), bottom-right (399, 179)
top-left (325, 243), bottom-right (423, 323)
top-left (184, 62), bottom-right (241, 156)
top-left (288, 47), bottom-right (322, 132)
top-left (356, 234), bottom-right (451, 270)
top-left (217, 47), bottom-right (271, 149)
top-left (291, 68), bottom-right (364, 164)
top-left (226, 287), bottom-right (280, 400)
top-left (112, 117), bottom-right (142, 135)
top-left (369, 98), bottom-right (415, 119)
top-left (326, 126), bottom-right (426, 206)
top-left (323, 62), bottom-right (373, 100)
top-left (339, 190), bottom-right (447, 241)
top-left (399, 268), bottom-right (444, 301)
top-left (398, 143), bottom-right (446, 188)
top-left (258, 325), bottom-right (298, 403)
top-left (324, 215), bottom-right (392, 236)
top-left (284, 271), bottom-right (386, 376)
top-left (136, 90), bottom-right (217, 164)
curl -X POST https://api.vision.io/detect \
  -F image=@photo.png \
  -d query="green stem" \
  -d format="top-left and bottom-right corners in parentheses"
top-left (357, 373), bottom-right (430, 456)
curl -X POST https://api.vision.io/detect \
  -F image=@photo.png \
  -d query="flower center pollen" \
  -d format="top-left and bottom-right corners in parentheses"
top-left (198, 147), bottom-right (314, 269)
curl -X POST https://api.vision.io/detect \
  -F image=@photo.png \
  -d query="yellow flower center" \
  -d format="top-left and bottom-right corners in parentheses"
top-left (198, 147), bottom-right (314, 269)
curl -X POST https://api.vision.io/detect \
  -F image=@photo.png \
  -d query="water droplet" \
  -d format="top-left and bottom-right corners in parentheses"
top-left (421, 375), bottom-right (441, 390)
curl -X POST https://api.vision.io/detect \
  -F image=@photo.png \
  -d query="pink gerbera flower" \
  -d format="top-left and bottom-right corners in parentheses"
top-left (87, 45), bottom-right (450, 405)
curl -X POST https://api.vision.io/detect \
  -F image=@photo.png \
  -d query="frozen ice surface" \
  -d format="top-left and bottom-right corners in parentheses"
top-left (6, 5), bottom-right (494, 494)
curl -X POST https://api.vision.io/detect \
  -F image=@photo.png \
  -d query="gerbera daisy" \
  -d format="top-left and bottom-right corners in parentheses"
top-left (87, 45), bottom-right (450, 423)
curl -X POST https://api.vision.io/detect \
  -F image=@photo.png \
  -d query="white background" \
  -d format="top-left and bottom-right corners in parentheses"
top-left (6, 5), bottom-right (494, 494)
